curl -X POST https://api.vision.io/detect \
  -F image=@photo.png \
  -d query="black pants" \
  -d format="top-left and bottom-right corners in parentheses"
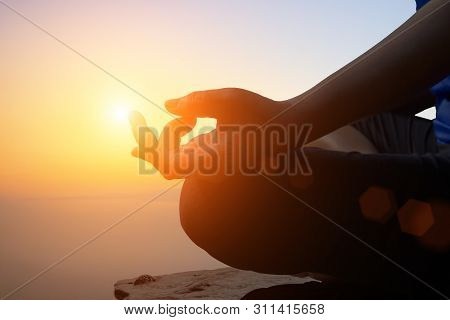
top-left (352, 112), bottom-right (439, 154)
top-left (179, 112), bottom-right (450, 298)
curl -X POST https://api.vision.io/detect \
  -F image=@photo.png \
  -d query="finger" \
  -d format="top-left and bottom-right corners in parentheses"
top-left (131, 146), bottom-right (138, 158)
top-left (132, 146), bottom-right (181, 179)
top-left (158, 133), bottom-right (217, 180)
top-left (180, 131), bottom-right (225, 179)
top-left (131, 146), bottom-right (157, 163)
top-left (128, 110), bottom-right (157, 149)
top-left (165, 88), bottom-right (242, 119)
top-left (159, 117), bottom-right (197, 152)
top-left (133, 146), bottom-right (182, 179)
top-left (128, 110), bottom-right (147, 142)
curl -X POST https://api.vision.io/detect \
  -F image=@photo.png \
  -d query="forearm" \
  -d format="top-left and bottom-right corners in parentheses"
top-left (394, 89), bottom-right (435, 115)
top-left (282, 0), bottom-right (450, 141)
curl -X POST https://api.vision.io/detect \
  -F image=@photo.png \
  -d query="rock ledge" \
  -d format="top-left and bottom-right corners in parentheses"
top-left (114, 267), bottom-right (313, 300)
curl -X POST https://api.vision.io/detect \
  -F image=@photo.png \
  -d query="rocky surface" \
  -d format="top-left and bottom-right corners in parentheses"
top-left (114, 267), bottom-right (315, 300)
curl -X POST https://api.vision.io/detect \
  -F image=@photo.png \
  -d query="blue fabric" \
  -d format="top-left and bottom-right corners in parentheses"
top-left (415, 0), bottom-right (429, 10)
top-left (416, 0), bottom-right (450, 144)
top-left (431, 79), bottom-right (450, 144)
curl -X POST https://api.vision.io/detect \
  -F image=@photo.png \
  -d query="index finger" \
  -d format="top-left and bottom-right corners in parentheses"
top-left (128, 110), bottom-right (157, 149)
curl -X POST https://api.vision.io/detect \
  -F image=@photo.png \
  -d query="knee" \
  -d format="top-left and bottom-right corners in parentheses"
top-left (179, 176), bottom-right (257, 271)
top-left (179, 175), bottom-right (340, 274)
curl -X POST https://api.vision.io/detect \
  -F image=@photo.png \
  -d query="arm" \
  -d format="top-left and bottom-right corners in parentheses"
top-left (165, 0), bottom-right (449, 143)
top-left (394, 89), bottom-right (435, 115)
top-left (281, 0), bottom-right (449, 141)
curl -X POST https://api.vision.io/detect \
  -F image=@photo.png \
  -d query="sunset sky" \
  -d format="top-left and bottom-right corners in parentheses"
top-left (0, 0), bottom-right (418, 298)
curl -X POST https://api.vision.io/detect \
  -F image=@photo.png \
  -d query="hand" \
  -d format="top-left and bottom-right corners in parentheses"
top-left (165, 88), bottom-right (289, 126)
top-left (128, 110), bottom-right (199, 179)
top-left (166, 88), bottom-right (309, 161)
top-left (129, 110), bottom-right (226, 180)
top-left (129, 89), bottom-right (307, 180)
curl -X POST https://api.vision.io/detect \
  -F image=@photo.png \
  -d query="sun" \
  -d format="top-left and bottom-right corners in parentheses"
top-left (111, 103), bottom-right (131, 123)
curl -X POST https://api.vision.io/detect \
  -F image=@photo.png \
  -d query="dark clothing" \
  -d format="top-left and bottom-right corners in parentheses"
top-left (351, 112), bottom-right (450, 199)
top-left (353, 112), bottom-right (438, 154)
top-left (180, 112), bottom-right (450, 299)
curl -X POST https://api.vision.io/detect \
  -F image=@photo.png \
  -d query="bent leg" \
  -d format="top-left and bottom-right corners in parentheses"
top-left (352, 112), bottom-right (439, 154)
top-left (307, 112), bottom-right (439, 155)
top-left (179, 147), bottom-right (450, 297)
